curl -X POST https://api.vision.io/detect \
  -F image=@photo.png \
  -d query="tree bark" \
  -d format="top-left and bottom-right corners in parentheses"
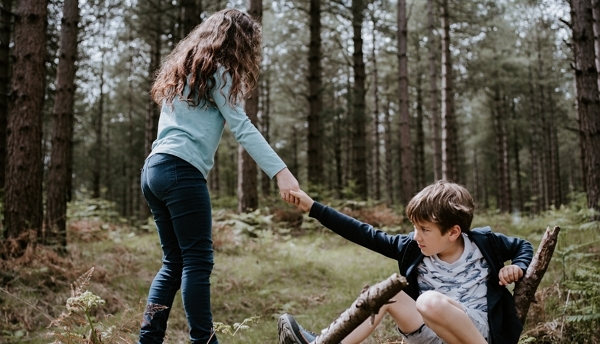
top-left (310, 273), bottom-right (408, 344)
top-left (371, 15), bottom-right (381, 200)
top-left (0, 0), bottom-right (13, 192)
top-left (440, 0), bottom-right (458, 183)
top-left (383, 92), bottom-right (394, 205)
top-left (570, 0), bottom-right (600, 212)
top-left (44, 0), bottom-right (79, 249)
top-left (3, 0), bottom-right (47, 242)
top-left (511, 100), bottom-right (524, 212)
top-left (307, 0), bottom-right (323, 187)
top-left (181, 0), bottom-right (199, 38)
top-left (237, 0), bottom-right (262, 213)
top-left (414, 41), bottom-right (425, 191)
top-left (427, 0), bottom-right (441, 182)
top-left (514, 226), bottom-right (561, 325)
top-left (141, 0), bottom-right (163, 219)
top-left (397, 0), bottom-right (414, 204)
top-left (351, 0), bottom-right (367, 199)
top-left (527, 59), bottom-right (540, 214)
top-left (260, 68), bottom-right (271, 197)
top-left (492, 84), bottom-right (509, 213)
top-left (592, 0), bottom-right (600, 91)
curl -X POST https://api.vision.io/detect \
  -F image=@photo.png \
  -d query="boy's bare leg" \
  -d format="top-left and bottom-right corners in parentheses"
top-left (416, 291), bottom-right (487, 344)
top-left (341, 291), bottom-right (423, 344)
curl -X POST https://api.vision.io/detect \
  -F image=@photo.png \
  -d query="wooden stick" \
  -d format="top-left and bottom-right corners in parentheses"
top-left (310, 273), bottom-right (408, 344)
top-left (513, 226), bottom-right (561, 325)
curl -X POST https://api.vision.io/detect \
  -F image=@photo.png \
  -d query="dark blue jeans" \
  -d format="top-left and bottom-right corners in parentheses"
top-left (139, 153), bottom-right (217, 344)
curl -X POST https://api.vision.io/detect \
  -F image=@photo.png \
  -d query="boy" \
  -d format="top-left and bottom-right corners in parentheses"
top-left (279, 180), bottom-right (533, 344)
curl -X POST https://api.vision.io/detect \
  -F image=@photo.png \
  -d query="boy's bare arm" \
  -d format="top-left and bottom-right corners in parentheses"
top-left (498, 264), bottom-right (524, 286)
top-left (289, 189), bottom-right (314, 212)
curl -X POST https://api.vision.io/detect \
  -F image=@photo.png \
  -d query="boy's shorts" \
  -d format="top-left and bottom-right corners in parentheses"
top-left (397, 306), bottom-right (489, 344)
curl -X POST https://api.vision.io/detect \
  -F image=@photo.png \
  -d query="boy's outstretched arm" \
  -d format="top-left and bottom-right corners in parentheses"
top-left (289, 189), bottom-right (314, 212)
top-left (498, 264), bottom-right (524, 286)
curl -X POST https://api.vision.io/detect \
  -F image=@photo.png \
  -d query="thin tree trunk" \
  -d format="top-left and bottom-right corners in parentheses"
top-left (44, 0), bottom-right (79, 249)
top-left (371, 18), bottom-right (381, 200)
top-left (527, 60), bottom-right (540, 214)
top-left (473, 148), bottom-right (479, 203)
top-left (397, 0), bottom-right (414, 204)
top-left (3, 0), bottom-right (48, 242)
top-left (383, 90), bottom-right (394, 205)
top-left (181, 0), bottom-right (199, 38)
top-left (414, 41), bottom-right (425, 190)
top-left (260, 68), bottom-right (271, 197)
top-left (351, 0), bottom-right (367, 199)
top-left (0, 0), bottom-right (13, 192)
top-left (570, 0), bottom-right (600, 212)
top-left (93, 52), bottom-right (105, 198)
top-left (307, 0), bottom-right (323, 187)
top-left (548, 95), bottom-right (562, 206)
top-left (511, 100), bottom-right (524, 212)
top-left (440, 0), bottom-right (458, 183)
top-left (427, 0), bottom-right (441, 182)
top-left (592, 0), bottom-right (600, 91)
top-left (492, 85), bottom-right (509, 213)
top-left (237, 0), bottom-right (261, 213)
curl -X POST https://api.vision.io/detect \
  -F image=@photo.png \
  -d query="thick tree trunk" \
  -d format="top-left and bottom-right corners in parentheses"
top-left (237, 0), bottom-right (262, 213)
top-left (570, 0), bottom-right (600, 212)
top-left (44, 0), bottom-right (79, 249)
top-left (4, 0), bottom-right (48, 241)
top-left (427, 0), bottom-right (441, 182)
top-left (0, 0), bottom-right (13, 192)
top-left (309, 274), bottom-right (408, 344)
top-left (440, 0), bottom-right (458, 183)
top-left (397, 0), bottom-right (414, 204)
top-left (141, 0), bottom-right (162, 219)
top-left (351, 0), bottom-right (367, 199)
top-left (514, 226), bottom-right (561, 325)
top-left (307, 0), bottom-right (323, 187)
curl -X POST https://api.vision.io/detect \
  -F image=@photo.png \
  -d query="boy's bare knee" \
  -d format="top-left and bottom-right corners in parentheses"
top-left (415, 291), bottom-right (447, 318)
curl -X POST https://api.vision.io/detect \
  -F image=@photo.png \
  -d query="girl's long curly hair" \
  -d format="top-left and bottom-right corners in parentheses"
top-left (151, 9), bottom-right (261, 107)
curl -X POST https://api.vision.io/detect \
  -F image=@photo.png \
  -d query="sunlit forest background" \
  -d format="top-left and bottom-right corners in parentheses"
top-left (1, 0), bottom-right (599, 343)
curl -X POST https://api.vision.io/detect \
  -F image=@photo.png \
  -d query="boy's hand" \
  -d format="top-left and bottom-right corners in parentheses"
top-left (289, 189), bottom-right (314, 212)
top-left (498, 265), bottom-right (524, 286)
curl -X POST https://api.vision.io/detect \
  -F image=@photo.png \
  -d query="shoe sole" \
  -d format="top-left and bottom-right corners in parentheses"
top-left (278, 314), bottom-right (307, 344)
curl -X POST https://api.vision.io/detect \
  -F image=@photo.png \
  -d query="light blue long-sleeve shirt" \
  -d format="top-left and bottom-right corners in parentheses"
top-left (149, 69), bottom-right (287, 179)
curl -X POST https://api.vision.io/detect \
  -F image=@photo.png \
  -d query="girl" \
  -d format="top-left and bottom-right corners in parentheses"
top-left (139, 8), bottom-right (299, 344)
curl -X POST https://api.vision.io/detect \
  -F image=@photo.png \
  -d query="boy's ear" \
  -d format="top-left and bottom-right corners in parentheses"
top-left (448, 225), bottom-right (462, 240)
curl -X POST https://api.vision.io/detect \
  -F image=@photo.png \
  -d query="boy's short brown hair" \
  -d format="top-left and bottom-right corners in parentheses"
top-left (406, 180), bottom-right (474, 234)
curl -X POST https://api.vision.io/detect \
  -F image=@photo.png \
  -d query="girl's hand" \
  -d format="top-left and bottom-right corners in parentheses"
top-left (275, 168), bottom-right (300, 204)
top-left (498, 265), bottom-right (524, 286)
top-left (289, 190), bottom-right (314, 212)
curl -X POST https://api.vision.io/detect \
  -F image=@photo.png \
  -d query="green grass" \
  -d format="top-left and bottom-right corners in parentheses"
top-left (1, 198), bottom-right (599, 343)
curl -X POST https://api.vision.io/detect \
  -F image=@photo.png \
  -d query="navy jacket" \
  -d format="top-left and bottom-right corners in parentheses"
top-left (309, 202), bottom-right (534, 344)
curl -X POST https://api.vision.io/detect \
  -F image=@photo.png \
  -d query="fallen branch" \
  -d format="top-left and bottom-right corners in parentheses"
top-left (310, 273), bottom-right (408, 344)
top-left (513, 226), bottom-right (561, 325)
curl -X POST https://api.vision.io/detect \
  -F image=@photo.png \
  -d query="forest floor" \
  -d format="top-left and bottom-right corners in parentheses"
top-left (1, 195), bottom-right (599, 344)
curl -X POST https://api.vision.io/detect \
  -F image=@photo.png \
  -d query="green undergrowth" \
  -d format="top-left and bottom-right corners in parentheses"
top-left (0, 195), bottom-right (599, 343)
